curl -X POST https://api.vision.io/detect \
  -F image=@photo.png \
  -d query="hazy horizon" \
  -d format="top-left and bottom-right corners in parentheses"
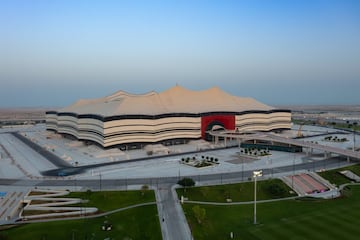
top-left (1, 0), bottom-right (359, 107)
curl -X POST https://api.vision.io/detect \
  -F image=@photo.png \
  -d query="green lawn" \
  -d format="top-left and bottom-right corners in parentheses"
top-left (292, 120), bottom-right (360, 131)
top-left (177, 179), bottom-right (296, 202)
top-left (318, 164), bottom-right (360, 186)
top-left (67, 189), bottom-right (155, 211)
top-left (1, 190), bottom-right (160, 240)
top-left (1, 205), bottom-right (161, 240)
top-left (330, 123), bottom-right (360, 131)
top-left (183, 185), bottom-right (360, 240)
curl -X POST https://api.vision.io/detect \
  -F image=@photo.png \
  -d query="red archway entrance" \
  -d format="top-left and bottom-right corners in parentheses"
top-left (201, 115), bottom-right (235, 141)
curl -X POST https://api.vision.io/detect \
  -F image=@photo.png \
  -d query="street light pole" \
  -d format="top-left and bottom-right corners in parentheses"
top-left (353, 122), bottom-right (357, 151)
top-left (292, 149), bottom-right (296, 189)
top-left (242, 159), bottom-right (244, 181)
top-left (253, 170), bottom-right (262, 225)
top-left (354, 129), bottom-right (356, 151)
top-left (99, 173), bottom-right (102, 192)
top-left (350, 122), bottom-right (357, 151)
top-left (254, 175), bottom-right (257, 224)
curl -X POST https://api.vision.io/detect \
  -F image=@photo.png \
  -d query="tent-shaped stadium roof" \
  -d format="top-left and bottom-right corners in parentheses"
top-left (60, 86), bottom-right (273, 116)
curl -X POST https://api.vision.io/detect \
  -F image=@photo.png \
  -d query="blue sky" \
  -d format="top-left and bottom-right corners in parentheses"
top-left (1, 0), bottom-right (359, 107)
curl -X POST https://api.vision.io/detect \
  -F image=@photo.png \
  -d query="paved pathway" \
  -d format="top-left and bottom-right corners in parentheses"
top-left (0, 186), bottom-right (30, 225)
top-left (184, 196), bottom-right (298, 206)
top-left (12, 202), bottom-right (156, 225)
top-left (155, 184), bottom-right (192, 240)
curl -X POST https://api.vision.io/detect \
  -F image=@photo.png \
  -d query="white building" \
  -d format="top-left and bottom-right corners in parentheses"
top-left (46, 86), bottom-right (291, 149)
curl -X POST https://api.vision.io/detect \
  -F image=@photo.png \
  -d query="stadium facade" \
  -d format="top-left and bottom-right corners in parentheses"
top-left (46, 86), bottom-right (291, 149)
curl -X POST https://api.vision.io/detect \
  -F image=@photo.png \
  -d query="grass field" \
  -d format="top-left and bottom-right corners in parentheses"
top-left (318, 164), bottom-right (360, 186)
top-left (0, 190), bottom-right (161, 240)
top-left (183, 185), bottom-right (360, 240)
top-left (177, 178), bottom-right (296, 202)
top-left (67, 189), bottom-right (155, 211)
top-left (1, 205), bottom-right (161, 240)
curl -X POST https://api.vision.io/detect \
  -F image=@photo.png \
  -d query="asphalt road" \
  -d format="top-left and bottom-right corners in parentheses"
top-left (156, 184), bottom-right (192, 240)
top-left (0, 157), bottom-right (352, 188)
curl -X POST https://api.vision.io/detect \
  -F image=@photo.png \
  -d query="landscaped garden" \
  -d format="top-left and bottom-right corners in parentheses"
top-left (0, 189), bottom-right (161, 240)
top-left (179, 179), bottom-right (360, 240)
top-left (177, 178), bottom-right (296, 202)
top-left (67, 188), bottom-right (155, 212)
top-left (180, 155), bottom-right (219, 168)
top-left (328, 121), bottom-right (359, 131)
top-left (240, 147), bottom-right (271, 157)
top-left (1, 205), bottom-right (160, 240)
top-left (318, 164), bottom-right (360, 186)
top-left (323, 135), bottom-right (348, 142)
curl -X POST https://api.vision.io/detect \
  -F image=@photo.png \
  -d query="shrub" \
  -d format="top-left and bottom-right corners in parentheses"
top-left (192, 205), bottom-right (206, 224)
top-left (178, 178), bottom-right (195, 187)
top-left (141, 185), bottom-right (149, 195)
top-left (265, 180), bottom-right (287, 196)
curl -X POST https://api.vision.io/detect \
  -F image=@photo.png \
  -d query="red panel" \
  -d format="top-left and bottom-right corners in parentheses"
top-left (201, 115), bottom-right (235, 139)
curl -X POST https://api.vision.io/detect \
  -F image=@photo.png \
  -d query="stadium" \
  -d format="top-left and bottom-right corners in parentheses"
top-left (46, 86), bottom-right (291, 149)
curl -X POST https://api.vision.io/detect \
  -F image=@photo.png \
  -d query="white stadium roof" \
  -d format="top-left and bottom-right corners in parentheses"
top-left (60, 86), bottom-right (273, 116)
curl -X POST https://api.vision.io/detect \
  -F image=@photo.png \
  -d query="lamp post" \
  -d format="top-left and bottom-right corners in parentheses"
top-left (242, 158), bottom-right (244, 181)
top-left (253, 170), bottom-right (262, 225)
top-left (292, 149), bottom-right (296, 189)
top-left (99, 172), bottom-right (102, 192)
top-left (349, 122), bottom-right (357, 151)
top-left (353, 122), bottom-right (357, 151)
